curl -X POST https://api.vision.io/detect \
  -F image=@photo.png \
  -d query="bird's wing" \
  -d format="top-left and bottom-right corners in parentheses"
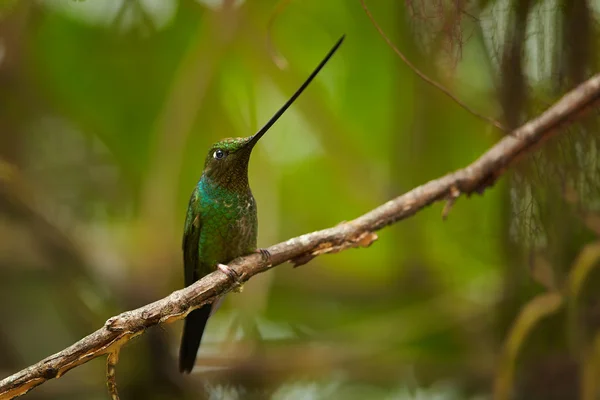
top-left (183, 190), bottom-right (202, 287)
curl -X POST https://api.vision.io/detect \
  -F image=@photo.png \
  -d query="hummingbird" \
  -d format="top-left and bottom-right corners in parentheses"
top-left (179, 35), bottom-right (345, 373)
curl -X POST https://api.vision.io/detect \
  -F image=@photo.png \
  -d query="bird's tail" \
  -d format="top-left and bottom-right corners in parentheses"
top-left (179, 303), bottom-right (212, 373)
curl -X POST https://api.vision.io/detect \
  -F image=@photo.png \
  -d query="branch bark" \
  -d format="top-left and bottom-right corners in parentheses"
top-left (1, 72), bottom-right (600, 399)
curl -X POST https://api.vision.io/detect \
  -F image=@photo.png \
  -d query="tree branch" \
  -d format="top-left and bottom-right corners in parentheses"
top-left (1, 71), bottom-right (600, 399)
top-left (360, 0), bottom-right (507, 132)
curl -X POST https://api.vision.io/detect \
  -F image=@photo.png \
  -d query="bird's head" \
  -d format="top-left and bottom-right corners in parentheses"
top-left (200, 35), bottom-right (345, 190)
top-left (201, 135), bottom-right (259, 188)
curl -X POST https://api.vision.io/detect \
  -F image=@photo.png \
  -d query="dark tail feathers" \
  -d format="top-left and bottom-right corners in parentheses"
top-left (179, 304), bottom-right (212, 373)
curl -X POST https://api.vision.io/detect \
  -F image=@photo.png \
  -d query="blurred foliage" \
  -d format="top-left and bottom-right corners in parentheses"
top-left (0, 0), bottom-right (599, 399)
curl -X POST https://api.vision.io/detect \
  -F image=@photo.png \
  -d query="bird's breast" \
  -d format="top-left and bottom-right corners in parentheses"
top-left (198, 191), bottom-right (258, 265)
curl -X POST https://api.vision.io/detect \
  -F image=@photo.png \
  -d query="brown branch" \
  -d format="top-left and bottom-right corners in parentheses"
top-left (106, 351), bottom-right (120, 400)
top-left (360, 0), bottom-right (507, 132)
top-left (1, 71), bottom-right (600, 399)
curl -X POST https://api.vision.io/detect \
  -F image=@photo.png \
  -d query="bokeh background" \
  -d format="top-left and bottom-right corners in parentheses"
top-left (1, 0), bottom-right (600, 399)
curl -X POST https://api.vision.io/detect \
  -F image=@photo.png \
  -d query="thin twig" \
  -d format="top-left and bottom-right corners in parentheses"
top-left (442, 186), bottom-right (461, 220)
top-left (106, 351), bottom-right (120, 400)
top-left (361, 0), bottom-right (507, 132)
top-left (1, 69), bottom-right (600, 400)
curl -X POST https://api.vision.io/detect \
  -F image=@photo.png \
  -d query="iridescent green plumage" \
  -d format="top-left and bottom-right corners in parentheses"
top-left (179, 35), bottom-right (345, 373)
top-left (184, 138), bottom-right (258, 285)
top-left (179, 137), bottom-right (258, 374)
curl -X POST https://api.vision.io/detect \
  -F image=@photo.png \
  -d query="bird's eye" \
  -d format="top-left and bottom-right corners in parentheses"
top-left (213, 149), bottom-right (225, 160)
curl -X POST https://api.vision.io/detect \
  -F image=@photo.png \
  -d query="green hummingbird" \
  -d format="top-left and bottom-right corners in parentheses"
top-left (179, 35), bottom-right (345, 373)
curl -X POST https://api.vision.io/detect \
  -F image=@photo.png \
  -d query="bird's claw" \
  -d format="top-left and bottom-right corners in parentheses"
top-left (255, 248), bottom-right (272, 264)
top-left (217, 263), bottom-right (243, 293)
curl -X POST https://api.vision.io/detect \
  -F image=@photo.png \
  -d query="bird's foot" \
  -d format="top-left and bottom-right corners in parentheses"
top-left (255, 248), bottom-right (272, 265)
top-left (217, 263), bottom-right (243, 293)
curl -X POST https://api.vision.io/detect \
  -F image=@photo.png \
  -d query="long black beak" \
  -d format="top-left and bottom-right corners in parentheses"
top-left (246, 34), bottom-right (345, 148)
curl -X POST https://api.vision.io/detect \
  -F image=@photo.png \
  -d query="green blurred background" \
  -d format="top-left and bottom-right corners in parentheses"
top-left (1, 0), bottom-right (599, 399)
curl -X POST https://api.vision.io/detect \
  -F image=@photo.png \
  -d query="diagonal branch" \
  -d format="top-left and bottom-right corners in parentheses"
top-left (1, 71), bottom-right (600, 399)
